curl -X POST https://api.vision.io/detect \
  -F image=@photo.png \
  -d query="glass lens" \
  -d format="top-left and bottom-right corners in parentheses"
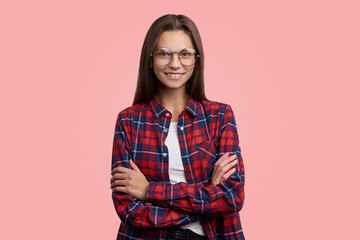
top-left (179, 48), bottom-right (196, 66)
top-left (154, 48), bottom-right (172, 66)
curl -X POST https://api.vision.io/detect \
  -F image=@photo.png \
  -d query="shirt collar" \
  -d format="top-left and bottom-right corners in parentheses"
top-left (150, 96), bottom-right (198, 118)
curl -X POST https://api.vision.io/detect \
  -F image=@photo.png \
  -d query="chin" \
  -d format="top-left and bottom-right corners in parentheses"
top-left (159, 77), bottom-right (188, 89)
top-left (163, 82), bottom-right (186, 90)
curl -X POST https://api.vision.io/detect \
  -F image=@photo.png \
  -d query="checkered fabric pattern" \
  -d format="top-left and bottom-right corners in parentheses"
top-left (111, 97), bottom-right (245, 240)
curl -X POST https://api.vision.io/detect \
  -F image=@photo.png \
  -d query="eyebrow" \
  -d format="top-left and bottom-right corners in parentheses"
top-left (156, 47), bottom-right (194, 51)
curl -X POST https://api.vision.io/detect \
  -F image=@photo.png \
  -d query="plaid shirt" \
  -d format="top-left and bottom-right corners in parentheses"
top-left (111, 97), bottom-right (245, 240)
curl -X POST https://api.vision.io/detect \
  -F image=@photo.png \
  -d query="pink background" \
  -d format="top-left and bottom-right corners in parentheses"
top-left (1, 0), bottom-right (359, 239)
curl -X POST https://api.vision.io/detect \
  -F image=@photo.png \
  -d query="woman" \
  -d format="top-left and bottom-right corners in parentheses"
top-left (110, 14), bottom-right (245, 240)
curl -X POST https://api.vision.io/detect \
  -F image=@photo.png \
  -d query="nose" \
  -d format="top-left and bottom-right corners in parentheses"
top-left (168, 53), bottom-right (181, 69)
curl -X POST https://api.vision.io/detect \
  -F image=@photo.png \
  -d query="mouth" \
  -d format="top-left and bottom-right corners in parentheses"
top-left (165, 72), bottom-right (185, 79)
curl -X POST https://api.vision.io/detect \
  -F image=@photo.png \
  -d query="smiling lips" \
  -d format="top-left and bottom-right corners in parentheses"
top-left (165, 72), bottom-right (184, 79)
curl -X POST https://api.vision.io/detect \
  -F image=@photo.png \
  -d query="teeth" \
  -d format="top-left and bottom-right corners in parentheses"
top-left (166, 73), bottom-right (182, 78)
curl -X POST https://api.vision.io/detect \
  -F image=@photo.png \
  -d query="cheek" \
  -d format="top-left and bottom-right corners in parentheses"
top-left (153, 66), bottom-right (166, 79)
top-left (186, 67), bottom-right (195, 77)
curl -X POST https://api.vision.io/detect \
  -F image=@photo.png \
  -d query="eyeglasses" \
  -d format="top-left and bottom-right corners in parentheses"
top-left (151, 47), bottom-right (200, 66)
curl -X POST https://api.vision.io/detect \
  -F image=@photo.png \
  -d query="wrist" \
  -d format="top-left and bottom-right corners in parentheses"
top-left (143, 182), bottom-right (149, 200)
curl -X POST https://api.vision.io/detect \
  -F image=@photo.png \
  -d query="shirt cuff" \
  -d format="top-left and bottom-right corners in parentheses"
top-left (147, 181), bottom-right (167, 202)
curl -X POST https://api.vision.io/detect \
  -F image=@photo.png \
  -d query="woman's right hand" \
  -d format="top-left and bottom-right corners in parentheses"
top-left (211, 153), bottom-right (238, 186)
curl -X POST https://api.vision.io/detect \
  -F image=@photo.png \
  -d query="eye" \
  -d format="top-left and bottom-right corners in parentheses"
top-left (180, 51), bottom-right (194, 58)
top-left (155, 48), bottom-right (171, 58)
top-left (159, 52), bottom-right (169, 56)
top-left (155, 51), bottom-right (170, 58)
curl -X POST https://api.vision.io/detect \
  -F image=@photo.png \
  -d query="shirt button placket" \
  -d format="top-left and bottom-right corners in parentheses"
top-left (163, 112), bottom-right (170, 160)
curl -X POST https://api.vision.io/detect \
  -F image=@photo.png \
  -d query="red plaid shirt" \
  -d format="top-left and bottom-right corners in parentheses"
top-left (111, 97), bottom-right (245, 240)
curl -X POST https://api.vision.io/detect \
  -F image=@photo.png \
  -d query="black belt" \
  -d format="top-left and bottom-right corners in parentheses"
top-left (167, 228), bottom-right (208, 240)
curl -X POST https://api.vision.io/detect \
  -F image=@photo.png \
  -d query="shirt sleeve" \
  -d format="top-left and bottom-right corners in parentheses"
top-left (111, 113), bottom-right (199, 228)
top-left (146, 105), bottom-right (245, 216)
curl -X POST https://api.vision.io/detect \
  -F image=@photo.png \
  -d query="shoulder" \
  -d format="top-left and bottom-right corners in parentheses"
top-left (116, 101), bottom-right (151, 122)
top-left (197, 99), bottom-right (233, 119)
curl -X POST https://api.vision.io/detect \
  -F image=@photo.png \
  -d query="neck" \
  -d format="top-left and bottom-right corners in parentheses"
top-left (156, 88), bottom-right (189, 122)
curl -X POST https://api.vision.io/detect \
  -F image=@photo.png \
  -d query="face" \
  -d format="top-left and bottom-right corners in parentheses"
top-left (151, 30), bottom-right (196, 94)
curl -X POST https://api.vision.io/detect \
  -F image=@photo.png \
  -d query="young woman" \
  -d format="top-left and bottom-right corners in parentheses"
top-left (110, 14), bottom-right (245, 240)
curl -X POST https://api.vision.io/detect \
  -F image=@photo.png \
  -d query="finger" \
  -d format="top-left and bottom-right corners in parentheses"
top-left (215, 153), bottom-right (236, 169)
top-left (110, 173), bottom-right (128, 183)
top-left (213, 153), bottom-right (230, 176)
top-left (213, 154), bottom-right (236, 176)
top-left (217, 158), bottom-right (238, 177)
top-left (218, 154), bottom-right (237, 169)
top-left (215, 153), bottom-right (230, 166)
top-left (111, 166), bottom-right (131, 175)
top-left (212, 160), bottom-right (234, 185)
top-left (213, 159), bottom-right (237, 185)
top-left (112, 186), bottom-right (127, 193)
top-left (111, 179), bottom-right (127, 189)
top-left (223, 154), bottom-right (238, 164)
top-left (129, 160), bottom-right (141, 172)
top-left (212, 153), bottom-right (237, 185)
top-left (221, 168), bottom-right (236, 182)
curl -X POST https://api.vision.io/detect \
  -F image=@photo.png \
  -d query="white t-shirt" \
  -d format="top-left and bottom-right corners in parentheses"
top-left (164, 121), bottom-right (205, 236)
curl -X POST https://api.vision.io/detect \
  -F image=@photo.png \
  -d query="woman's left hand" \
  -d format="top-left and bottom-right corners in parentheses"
top-left (111, 160), bottom-right (149, 200)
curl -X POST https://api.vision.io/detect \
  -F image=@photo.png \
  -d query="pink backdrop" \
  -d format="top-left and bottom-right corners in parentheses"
top-left (1, 0), bottom-right (359, 239)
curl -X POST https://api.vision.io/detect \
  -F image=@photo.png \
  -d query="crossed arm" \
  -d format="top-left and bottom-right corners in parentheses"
top-left (111, 152), bottom-right (239, 228)
top-left (110, 105), bottom-right (245, 228)
top-left (110, 153), bottom-right (238, 200)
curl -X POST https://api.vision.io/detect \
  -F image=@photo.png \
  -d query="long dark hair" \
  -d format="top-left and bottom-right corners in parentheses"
top-left (132, 14), bottom-right (207, 105)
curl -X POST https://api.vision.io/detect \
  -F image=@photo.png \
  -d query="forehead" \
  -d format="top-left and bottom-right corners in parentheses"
top-left (156, 30), bottom-right (194, 50)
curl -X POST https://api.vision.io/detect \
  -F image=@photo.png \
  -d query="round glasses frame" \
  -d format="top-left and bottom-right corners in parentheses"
top-left (150, 47), bottom-right (200, 67)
